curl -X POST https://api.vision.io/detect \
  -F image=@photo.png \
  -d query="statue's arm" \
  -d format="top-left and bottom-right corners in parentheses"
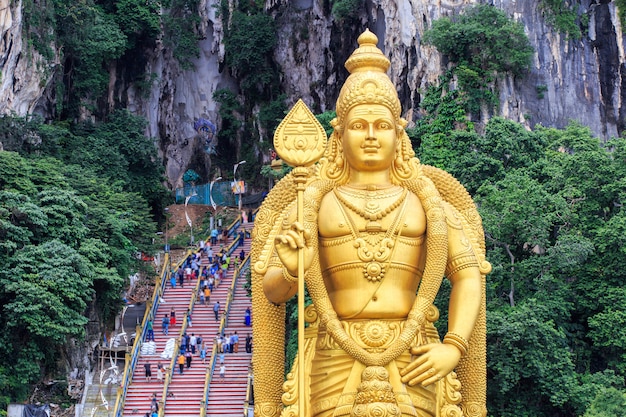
top-left (446, 265), bottom-right (482, 345)
top-left (444, 198), bottom-right (482, 346)
top-left (401, 202), bottom-right (482, 386)
top-left (261, 205), bottom-right (313, 305)
top-left (441, 201), bottom-right (483, 364)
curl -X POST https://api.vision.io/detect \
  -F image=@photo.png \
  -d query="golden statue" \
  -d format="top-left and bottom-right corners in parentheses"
top-left (251, 29), bottom-right (491, 417)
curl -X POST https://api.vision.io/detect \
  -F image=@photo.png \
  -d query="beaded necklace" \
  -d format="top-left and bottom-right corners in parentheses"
top-left (332, 189), bottom-right (408, 282)
top-left (337, 184), bottom-right (403, 200)
top-left (334, 187), bottom-right (407, 225)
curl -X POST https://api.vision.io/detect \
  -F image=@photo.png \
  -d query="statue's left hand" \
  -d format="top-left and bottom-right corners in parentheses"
top-left (400, 343), bottom-right (461, 387)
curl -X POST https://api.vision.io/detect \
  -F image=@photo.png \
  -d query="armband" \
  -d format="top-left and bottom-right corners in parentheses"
top-left (445, 254), bottom-right (479, 278)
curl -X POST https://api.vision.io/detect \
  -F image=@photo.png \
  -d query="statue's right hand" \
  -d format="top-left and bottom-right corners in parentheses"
top-left (274, 222), bottom-right (314, 277)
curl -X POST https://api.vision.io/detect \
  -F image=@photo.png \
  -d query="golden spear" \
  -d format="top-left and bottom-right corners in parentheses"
top-left (273, 99), bottom-right (327, 417)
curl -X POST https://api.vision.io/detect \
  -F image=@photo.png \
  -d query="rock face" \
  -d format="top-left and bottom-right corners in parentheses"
top-left (128, 2), bottom-right (239, 189)
top-left (268, 0), bottom-right (626, 139)
top-left (0, 0), bottom-right (624, 186)
top-left (0, 0), bottom-right (58, 117)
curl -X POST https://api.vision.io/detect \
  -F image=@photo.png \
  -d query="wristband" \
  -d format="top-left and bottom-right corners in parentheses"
top-left (443, 332), bottom-right (469, 356)
top-left (282, 268), bottom-right (298, 284)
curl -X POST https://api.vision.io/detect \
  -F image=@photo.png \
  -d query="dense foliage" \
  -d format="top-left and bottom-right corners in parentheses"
top-left (413, 105), bottom-right (626, 415)
top-left (0, 111), bottom-right (168, 411)
top-left (209, 1), bottom-right (285, 187)
top-left (330, 0), bottom-right (364, 21)
top-left (540, 0), bottom-right (586, 40)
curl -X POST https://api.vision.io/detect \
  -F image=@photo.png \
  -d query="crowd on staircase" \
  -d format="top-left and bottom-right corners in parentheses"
top-left (121, 223), bottom-right (254, 417)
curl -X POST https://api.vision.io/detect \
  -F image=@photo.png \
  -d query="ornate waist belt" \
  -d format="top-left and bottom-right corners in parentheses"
top-left (316, 319), bottom-right (431, 352)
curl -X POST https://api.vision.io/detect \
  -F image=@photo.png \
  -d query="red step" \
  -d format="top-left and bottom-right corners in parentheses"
top-left (206, 236), bottom-right (253, 416)
top-left (122, 226), bottom-right (255, 417)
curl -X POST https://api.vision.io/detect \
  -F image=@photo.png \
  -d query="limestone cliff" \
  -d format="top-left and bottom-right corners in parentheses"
top-left (0, 0), bottom-right (624, 186)
top-left (269, 0), bottom-right (626, 139)
top-left (0, 0), bottom-right (58, 119)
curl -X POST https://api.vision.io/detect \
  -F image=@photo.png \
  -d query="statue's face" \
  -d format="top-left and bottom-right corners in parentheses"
top-left (342, 104), bottom-right (396, 172)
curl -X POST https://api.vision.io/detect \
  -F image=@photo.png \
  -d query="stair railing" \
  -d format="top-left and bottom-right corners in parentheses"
top-left (243, 371), bottom-right (253, 417)
top-left (199, 254), bottom-right (250, 417)
top-left (159, 263), bottom-right (202, 417)
top-left (112, 252), bottom-right (170, 417)
top-left (156, 225), bottom-right (227, 416)
top-left (199, 339), bottom-right (218, 417)
top-left (226, 216), bottom-right (242, 239)
top-left (113, 211), bottom-right (226, 417)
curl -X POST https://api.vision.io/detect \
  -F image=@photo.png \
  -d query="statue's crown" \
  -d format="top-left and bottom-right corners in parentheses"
top-left (345, 29), bottom-right (391, 73)
top-left (336, 29), bottom-right (401, 122)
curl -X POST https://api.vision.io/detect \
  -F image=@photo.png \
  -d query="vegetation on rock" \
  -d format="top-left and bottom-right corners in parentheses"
top-left (423, 4), bottom-right (533, 116)
top-left (22, 0), bottom-right (200, 120)
top-left (209, 1), bottom-right (285, 187)
top-left (540, 0), bottom-right (585, 40)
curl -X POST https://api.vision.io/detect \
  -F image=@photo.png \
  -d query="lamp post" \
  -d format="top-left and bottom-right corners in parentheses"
top-left (164, 207), bottom-right (169, 253)
top-left (234, 160), bottom-right (246, 211)
top-left (209, 176), bottom-right (222, 211)
top-left (209, 176), bottom-right (222, 231)
top-left (185, 192), bottom-right (197, 246)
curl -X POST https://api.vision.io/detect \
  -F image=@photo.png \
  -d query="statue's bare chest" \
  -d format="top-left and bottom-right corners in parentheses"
top-left (318, 186), bottom-right (426, 239)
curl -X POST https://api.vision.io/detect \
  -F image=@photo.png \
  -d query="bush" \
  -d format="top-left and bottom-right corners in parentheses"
top-left (424, 4), bottom-right (533, 77)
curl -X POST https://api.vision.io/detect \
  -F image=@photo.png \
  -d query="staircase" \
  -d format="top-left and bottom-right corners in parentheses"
top-left (122, 279), bottom-right (195, 416)
top-left (205, 234), bottom-right (253, 416)
top-left (119, 220), bottom-right (254, 417)
top-left (163, 248), bottom-right (233, 417)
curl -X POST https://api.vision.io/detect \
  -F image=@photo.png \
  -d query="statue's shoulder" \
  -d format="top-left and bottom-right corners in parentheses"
top-left (252, 167), bottom-right (326, 274)
top-left (420, 165), bottom-right (474, 211)
top-left (420, 165), bottom-right (488, 262)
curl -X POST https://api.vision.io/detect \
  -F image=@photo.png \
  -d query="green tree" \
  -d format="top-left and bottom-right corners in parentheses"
top-left (0, 127), bottom-right (163, 407)
top-left (56, 4), bottom-right (127, 103)
top-left (315, 110), bottom-right (337, 137)
top-left (223, 10), bottom-right (278, 97)
top-left (213, 88), bottom-right (243, 169)
top-left (488, 300), bottom-right (577, 416)
top-left (258, 94), bottom-right (287, 137)
top-left (540, 0), bottom-right (583, 40)
top-left (0, 190), bottom-right (47, 260)
top-left (415, 113), bottom-right (626, 415)
top-left (422, 5), bottom-right (533, 115)
top-left (0, 240), bottom-right (94, 404)
top-left (112, 0), bottom-right (161, 49)
top-left (1, 240), bottom-right (94, 343)
top-left (330, 0), bottom-right (364, 21)
top-left (37, 188), bottom-right (89, 247)
top-left (582, 387), bottom-right (626, 417)
top-left (424, 4), bottom-right (533, 77)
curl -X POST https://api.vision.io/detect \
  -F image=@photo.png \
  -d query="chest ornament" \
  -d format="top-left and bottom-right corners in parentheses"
top-left (333, 187), bottom-right (409, 282)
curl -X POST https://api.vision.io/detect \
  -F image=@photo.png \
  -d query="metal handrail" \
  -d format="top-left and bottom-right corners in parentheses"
top-left (199, 255), bottom-right (251, 417)
top-left (113, 213), bottom-right (248, 417)
top-left (243, 371), bottom-right (253, 417)
top-left (112, 253), bottom-right (170, 417)
top-left (157, 248), bottom-right (196, 417)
